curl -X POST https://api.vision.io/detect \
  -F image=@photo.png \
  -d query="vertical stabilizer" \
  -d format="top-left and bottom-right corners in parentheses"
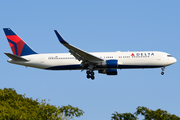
top-left (3, 28), bottom-right (37, 56)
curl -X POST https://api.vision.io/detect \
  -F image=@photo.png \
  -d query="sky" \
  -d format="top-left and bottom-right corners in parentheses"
top-left (0, 0), bottom-right (180, 119)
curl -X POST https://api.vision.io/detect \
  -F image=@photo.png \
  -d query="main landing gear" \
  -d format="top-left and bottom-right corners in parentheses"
top-left (86, 70), bottom-right (95, 80)
top-left (161, 67), bottom-right (165, 75)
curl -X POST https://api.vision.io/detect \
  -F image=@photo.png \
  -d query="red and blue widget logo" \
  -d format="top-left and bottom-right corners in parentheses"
top-left (4, 28), bottom-right (37, 56)
top-left (7, 35), bottom-right (25, 56)
top-left (131, 53), bottom-right (135, 56)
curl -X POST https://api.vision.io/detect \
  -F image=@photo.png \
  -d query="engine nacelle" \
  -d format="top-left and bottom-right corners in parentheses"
top-left (98, 69), bottom-right (118, 75)
top-left (98, 60), bottom-right (118, 68)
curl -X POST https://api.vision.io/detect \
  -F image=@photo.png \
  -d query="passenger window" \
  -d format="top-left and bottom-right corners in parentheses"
top-left (167, 55), bottom-right (172, 57)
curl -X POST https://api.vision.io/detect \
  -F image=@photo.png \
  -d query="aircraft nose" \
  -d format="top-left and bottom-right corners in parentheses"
top-left (168, 57), bottom-right (177, 65)
top-left (173, 57), bottom-right (177, 63)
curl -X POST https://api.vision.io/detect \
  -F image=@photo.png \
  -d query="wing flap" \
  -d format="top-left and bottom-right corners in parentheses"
top-left (4, 53), bottom-right (29, 61)
top-left (54, 30), bottom-right (103, 63)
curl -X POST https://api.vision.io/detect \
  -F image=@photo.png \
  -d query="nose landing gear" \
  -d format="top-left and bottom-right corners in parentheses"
top-left (161, 67), bottom-right (165, 75)
top-left (161, 72), bottom-right (164, 75)
top-left (86, 70), bottom-right (95, 80)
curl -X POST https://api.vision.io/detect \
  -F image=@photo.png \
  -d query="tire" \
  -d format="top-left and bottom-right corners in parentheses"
top-left (161, 72), bottom-right (164, 75)
top-left (86, 71), bottom-right (90, 74)
top-left (91, 76), bottom-right (95, 80)
top-left (91, 71), bottom-right (95, 76)
top-left (87, 74), bottom-right (91, 78)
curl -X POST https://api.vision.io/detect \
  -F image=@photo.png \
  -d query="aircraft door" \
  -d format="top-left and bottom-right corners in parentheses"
top-left (157, 53), bottom-right (161, 60)
top-left (40, 57), bottom-right (44, 63)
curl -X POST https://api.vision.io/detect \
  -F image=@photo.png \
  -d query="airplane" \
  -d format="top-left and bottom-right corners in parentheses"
top-left (3, 28), bottom-right (177, 80)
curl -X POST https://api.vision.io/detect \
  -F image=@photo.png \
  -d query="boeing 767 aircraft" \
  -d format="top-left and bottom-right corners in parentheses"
top-left (3, 28), bottom-right (177, 80)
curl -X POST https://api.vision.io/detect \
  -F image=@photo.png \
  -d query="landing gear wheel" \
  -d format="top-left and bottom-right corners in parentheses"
top-left (86, 71), bottom-right (90, 74)
top-left (161, 72), bottom-right (164, 75)
top-left (86, 70), bottom-right (95, 80)
top-left (87, 74), bottom-right (91, 79)
top-left (91, 71), bottom-right (95, 76)
top-left (161, 67), bottom-right (165, 75)
top-left (91, 76), bottom-right (95, 80)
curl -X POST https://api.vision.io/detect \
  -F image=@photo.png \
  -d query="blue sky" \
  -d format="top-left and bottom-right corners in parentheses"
top-left (0, 1), bottom-right (180, 119)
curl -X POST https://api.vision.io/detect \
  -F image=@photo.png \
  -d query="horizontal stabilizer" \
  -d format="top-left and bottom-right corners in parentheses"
top-left (4, 53), bottom-right (29, 61)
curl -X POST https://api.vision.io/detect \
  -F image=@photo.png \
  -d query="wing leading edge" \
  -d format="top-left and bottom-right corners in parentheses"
top-left (54, 30), bottom-right (103, 63)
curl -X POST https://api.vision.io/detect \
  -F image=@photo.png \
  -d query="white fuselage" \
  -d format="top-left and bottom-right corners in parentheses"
top-left (3, 28), bottom-right (177, 79)
top-left (8, 51), bottom-right (177, 71)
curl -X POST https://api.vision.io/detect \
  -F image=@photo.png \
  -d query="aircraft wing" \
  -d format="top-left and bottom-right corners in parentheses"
top-left (54, 30), bottom-right (104, 63)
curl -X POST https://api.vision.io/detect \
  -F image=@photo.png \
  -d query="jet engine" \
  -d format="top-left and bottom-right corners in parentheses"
top-left (98, 60), bottom-right (118, 68)
top-left (98, 69), bottom-right (118, 75)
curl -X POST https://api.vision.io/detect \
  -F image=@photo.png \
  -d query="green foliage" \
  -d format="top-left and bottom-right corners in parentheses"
top-left (135, 106), bottom-right (180, 120)
top-left (0, 88), bottom-right (84, 120)
top-left (111, 106), bottom-right (180, 120)
top-left (111, 112), bottom-right (137, 120)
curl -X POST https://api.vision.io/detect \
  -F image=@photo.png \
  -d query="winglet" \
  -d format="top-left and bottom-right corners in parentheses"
top-left (54, 30), bottom-right (68, 44)
top-left (54, 30), bottom-right (104, 62)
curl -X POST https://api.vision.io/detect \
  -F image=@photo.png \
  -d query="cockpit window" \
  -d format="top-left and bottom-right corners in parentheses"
top-left (167, 55), bottom-right (172, 57)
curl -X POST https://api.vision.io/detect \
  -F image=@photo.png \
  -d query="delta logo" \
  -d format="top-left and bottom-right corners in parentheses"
top-left (131, 53), bottom-right (154, 57)
top-left (48, 56), bottom-right (59, 59)
top-left (131, 53), bottom-right (135, 56)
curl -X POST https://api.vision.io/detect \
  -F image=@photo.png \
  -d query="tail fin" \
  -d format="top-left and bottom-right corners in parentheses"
top-left (3, 28), bottom-right (37, 56)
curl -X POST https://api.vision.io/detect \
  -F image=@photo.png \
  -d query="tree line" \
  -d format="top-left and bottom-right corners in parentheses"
top-left (111, 106), bottom-right (180, 120)
top-left (0, 88), bottom-right (179, 120)
top-left (0, 88), bottom-right (83, 120)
